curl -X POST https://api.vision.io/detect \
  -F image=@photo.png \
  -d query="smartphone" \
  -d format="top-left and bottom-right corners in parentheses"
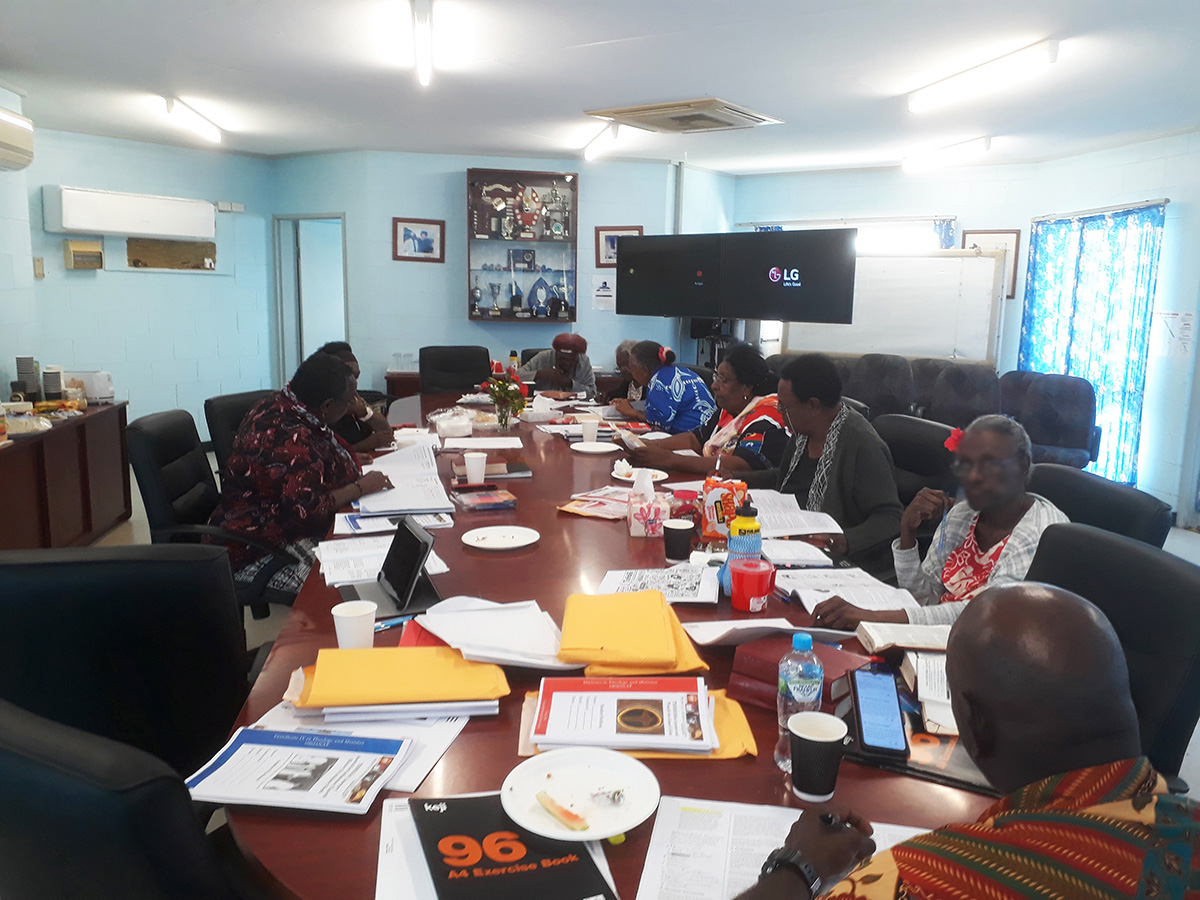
top-left (849, 668), bottom-right (909, 760)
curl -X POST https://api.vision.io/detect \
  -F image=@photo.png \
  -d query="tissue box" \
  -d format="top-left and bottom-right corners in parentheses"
top-left (628, 493), bottom-right (671, 537)
top-left (701, 477), bottom-right (748, 541)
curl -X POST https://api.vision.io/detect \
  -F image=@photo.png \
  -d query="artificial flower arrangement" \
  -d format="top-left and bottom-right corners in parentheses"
top-left (482, 372), bottom-right (527, 428)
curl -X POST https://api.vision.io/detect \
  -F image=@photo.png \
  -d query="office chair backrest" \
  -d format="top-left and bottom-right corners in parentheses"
top-left (0, 545), bottom-right (248, 776)
top-left (0, 699), bottom-right (240, 900)
top-left (910, 358), bottom-right (953, 414)
top-left (1028, 463), bottom-right (1173, 548)
top-left (1020, 373), bottom-right (1097, 450)
top-left (925, 363), bottom-right (1000, 428)
top-left (419, 345), bottom-right (492, 393)
top-left (520, 347), bottom-right (549, 365)
top-left (204, 389), bottom-right (272, 479)
top-left (844, 353), bottom-right (915, 420)
top-left (128, 409), bottom-right (220, 532)
top-left (1025, 523), bottom-right (1200, 777)
top-left (682, 364), bottom-right (714, 388)
top-left (872, 414), bottom-right (957, 505)
top-left (999, 369), bottom-right (1040, 417)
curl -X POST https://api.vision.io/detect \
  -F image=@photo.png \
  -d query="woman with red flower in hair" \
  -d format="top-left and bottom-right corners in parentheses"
top-left (813, 415), bottom-right (1067, 629)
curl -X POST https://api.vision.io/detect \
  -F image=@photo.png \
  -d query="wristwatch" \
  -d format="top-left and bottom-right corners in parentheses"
top-left (761, 847), bottom-right (822, 898)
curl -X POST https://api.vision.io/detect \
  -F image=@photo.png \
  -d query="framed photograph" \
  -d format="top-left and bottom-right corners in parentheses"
top-left (962, 229), bottom-right (1021, 299)
top-left (392, 217), bottom-right (445, 263)
top-left (595, 225), bottom-right (643, 268)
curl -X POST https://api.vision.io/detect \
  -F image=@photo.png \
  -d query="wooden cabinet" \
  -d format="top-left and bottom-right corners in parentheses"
top-left (0, 403), bottom-right (131, 549)
top-left (384, 371), bottom-right (421, 399)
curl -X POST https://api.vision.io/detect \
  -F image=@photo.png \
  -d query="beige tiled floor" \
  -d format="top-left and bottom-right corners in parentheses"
top-left (98, 468), bottom-right (1200, 792)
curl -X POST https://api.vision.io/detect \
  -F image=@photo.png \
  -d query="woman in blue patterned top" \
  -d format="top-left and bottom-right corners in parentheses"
top-left (612, 341), bottom-right (716, 434)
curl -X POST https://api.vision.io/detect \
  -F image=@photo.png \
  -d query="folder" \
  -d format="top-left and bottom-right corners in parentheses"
top-left (294, 646), bottom-right (510, 708)
top-left (583, 605), bottom-right (709, 676)
top-left (630, 691), bottom-right (757, 761)
top-left (557, 590), bottom-right (676, 666)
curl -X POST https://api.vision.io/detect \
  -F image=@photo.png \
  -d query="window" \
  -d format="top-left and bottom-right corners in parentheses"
top-left (1017, 203), bottom-right (1166, 483)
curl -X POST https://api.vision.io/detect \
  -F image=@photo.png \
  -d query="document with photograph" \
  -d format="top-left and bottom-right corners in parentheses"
top-left (186, 728), bottom-right (409, 814)
top-left (596, 564), bottom-right (719, 604)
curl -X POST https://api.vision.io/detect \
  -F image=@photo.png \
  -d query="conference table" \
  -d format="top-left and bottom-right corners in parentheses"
top-left (227, 393), bottom-right (993, 900)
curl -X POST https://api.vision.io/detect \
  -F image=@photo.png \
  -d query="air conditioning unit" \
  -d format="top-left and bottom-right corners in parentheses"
top-left (0, 107), bottom-right (34, 171)
top-left (585, 98), bottom-right (783, 134)
top-left (42, 185), bottom-right (215, 240)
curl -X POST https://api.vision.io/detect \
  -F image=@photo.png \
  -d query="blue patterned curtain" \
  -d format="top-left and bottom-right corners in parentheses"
top-left (1017, 204), bottom-right (1165, 483)
top-left (933, 217), bottom-right (956, 249)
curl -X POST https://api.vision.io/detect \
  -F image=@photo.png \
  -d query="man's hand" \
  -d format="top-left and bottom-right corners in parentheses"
top-left (629, 445), bottom-right (678, 469)
top-left (784, 807), bottom-right (876, 885)
top-left (804, 533), bottom-right (849, 557)
top-left (811, 596), bottom-right (908, 630)
top-left (899, 488), bottom-right (954, 549)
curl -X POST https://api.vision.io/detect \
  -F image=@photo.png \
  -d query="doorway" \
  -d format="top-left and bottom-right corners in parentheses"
top-left (273, 215), bottom-right (348, 384)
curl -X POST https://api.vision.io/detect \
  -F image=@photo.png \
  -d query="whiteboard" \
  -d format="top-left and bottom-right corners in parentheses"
top-left (782, 250), bottom-right (1004, 362)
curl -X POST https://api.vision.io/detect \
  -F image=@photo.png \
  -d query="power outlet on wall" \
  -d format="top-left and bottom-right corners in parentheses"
top-left (32, 257), bottom-right (44, 279)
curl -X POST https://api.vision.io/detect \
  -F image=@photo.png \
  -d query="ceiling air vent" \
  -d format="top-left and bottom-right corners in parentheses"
top-left (585, 98), bottom-right (782, 134)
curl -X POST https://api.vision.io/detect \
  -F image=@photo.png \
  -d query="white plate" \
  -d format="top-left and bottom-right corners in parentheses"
top-left (571, 441), bottom-right (621, 455)
top-left (457, 393), bottom-right (493, 406)
top-left (461, 526), bottom-right (541, 550)
top-left (612, 468), bottom-right (669, 483)
top-left (501, 748), bottom-right (661, 842)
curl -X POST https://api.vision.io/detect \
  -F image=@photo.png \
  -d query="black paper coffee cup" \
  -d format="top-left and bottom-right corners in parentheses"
top-left (788, 711), bottom-right (848, 801)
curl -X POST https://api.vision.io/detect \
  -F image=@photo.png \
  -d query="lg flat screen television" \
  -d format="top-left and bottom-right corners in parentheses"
top-left (614, 229), bottom-right (857, 323)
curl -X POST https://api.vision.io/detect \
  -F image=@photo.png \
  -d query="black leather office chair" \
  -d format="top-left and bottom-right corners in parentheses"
top-left (910, 358), bottom-right (953, 417)
top-left (204, 389), bottom-right (272, 480)
top-left (844, 354), bottom-right (915, 420)
top-left (0, 545), bottom-right (249, 777)
top-left (924, 363), bottom-right (1001, 428)
top-left (1025, 523), bottom-right (1200, 786)
top-left (841, 396), bottom-right (871, 420)
top-left (1028, 463), bottom-right (1173, 548)
top-left (521, 347), bottom-right (549, 365)
top-left (1019, 373), bottom-right (1101, 467)
top-left (127, 409), bottom-right (296, 618)
top-left (872, 414), bottom-right (957, 506)
top-left (682, 364), bottom-right (715, 389)
top-left (419, 345), bottom-right (491, 393)
top-left (0, 699), bottom-right (271, 900)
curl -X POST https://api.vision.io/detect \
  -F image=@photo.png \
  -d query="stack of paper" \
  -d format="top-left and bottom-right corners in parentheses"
top-left (557, 591), bottom-right (707, 676)
top-left (900, 651), bottom-right (958, 735)
top-left (285, 646), bottom-right (511, 723)
top-left (314, 535), bottom-right (448, 587)
top-left (333, 512), bottom-right (454, 535)
top-left (749, 489), bottom-right (844, 538)
top-left (681, 618), bottom-right (853, 647)
top-left (761, 539), bottom-right (834, 568)
top-left (777, 568), bottom-right (918, 617)
top-left (531, 675), bottom-right (717, 753)
top-left (356, 443), bottom-right (454, 516)
top-left (413, 596), bottom-right (581, 670)
top-left (558, 485), bottom-right (633, 519)
top-left (595, 564), bottom-right (719, 605)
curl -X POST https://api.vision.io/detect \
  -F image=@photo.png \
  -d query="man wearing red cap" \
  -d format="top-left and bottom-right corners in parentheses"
top-left (517, 332), bottom-right (596, 398)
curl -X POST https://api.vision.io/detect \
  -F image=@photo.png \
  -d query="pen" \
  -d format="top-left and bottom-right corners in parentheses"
top-left (820, 812), bottom-right (851, 829)
top-left (374, 614), bottom-right (415, 633)
top-left (937, 507), bottom-right (947, 557)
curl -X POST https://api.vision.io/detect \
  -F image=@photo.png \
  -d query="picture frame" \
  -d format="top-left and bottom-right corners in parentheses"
top-left (962, 229), bottom-right (1021, 299)
top-left (392, 217), bottom-right (445, 263)
top-left (595, 225), bottom-right (643, 268)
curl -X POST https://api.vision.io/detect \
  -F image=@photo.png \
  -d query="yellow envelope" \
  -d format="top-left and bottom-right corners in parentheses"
top-left (295, 646), bottom-right (510, 708)
top-left (630, 691), bottom-right (757, 760)
top-left (583, 605), bottom-right (709, 676)
top-left (557, 591), bottom-right (676, 666)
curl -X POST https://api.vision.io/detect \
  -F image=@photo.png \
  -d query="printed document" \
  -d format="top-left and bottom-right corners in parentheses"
top-left (749, 490), bottom-right (843, 537)
top-left (358, 475), bottom-right (454, 515)
top-left (635, 796), bottom-right (925, 900)
top-left (596, 564), bottom-right (719, 604)
top-left (442, 436), bottom-right (524, 449)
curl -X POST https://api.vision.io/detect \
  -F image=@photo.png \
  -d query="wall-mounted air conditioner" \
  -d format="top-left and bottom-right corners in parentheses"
top-left (0, 107), bottom-right (34, 171)
top-left (42, 185), bottom-right (215, 240)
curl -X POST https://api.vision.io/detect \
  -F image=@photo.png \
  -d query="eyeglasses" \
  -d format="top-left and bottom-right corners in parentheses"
top-left (711, 371), bottom-right (736, 387)
top-left (951, 457), bottom-right (1020, 478)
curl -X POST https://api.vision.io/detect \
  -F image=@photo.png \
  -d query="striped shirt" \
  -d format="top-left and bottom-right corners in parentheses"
top-left (825, 757), bottom-right (1199, 900)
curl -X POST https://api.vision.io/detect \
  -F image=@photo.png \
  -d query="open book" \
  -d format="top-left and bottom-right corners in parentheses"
top-left (856, 621), bottom-right (951, 653)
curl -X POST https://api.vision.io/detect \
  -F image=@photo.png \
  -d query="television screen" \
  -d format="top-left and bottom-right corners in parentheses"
top-left (720, 229), bottom-right (856, 323)
top-left (615, 234), bottom-right (722, 318)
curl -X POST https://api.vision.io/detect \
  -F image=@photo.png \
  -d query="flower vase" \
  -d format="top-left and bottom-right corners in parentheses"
top-left (496, 404), bottom-right (513, 430)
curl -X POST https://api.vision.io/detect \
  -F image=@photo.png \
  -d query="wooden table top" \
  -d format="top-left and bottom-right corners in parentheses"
top-left (227, 394), bottom-right (993, 900)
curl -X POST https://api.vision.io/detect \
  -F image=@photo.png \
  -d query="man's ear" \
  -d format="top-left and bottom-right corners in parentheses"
top-left (957, 691), bottom-right (996, 762)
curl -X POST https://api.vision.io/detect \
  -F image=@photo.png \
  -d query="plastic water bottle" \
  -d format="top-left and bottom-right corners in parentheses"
top-left (775, 633), bottom-right (823, 772)
top-left (719, 502), bottom-right (762, 594)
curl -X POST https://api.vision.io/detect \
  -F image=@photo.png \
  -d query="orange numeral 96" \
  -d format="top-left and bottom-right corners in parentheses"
top-left (439, 831), bottom-right (527, 867)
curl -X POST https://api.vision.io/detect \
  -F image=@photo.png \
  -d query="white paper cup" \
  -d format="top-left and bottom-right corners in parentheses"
top-left (580, 419), bottom-right (600, 443)
top-left (463, 451), bottom-right (488, 484)
top-left (331, 600), bottom-right (378, 649)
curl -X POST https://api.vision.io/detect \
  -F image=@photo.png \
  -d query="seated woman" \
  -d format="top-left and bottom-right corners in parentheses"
top-left (318, 340), bottom-right (394, 454)
top-left (744, 353), bottom-right (902, 574)
top-left (208, 352), bottom-right (392, 598)
top-left (628, 343), bottom-right (787, 475)
top-left (812, 415), bottom-right (1068, 629)
top-left (605, 339), bottom-right (643, 403)
top-left (611, 341), bottom-right (716, 434)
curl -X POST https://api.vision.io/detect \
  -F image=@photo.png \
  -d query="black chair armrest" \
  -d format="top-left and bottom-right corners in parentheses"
top-left (152, 525), bottom-right (299, 568)
top-left (1165, 773), bottom-right (1189, 795)
top-left (1089, 425), bottom-right (1102, 462)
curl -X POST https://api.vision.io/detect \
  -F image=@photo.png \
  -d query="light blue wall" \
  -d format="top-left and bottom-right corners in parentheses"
top-left (679, 164), bottom-right (736, 234)
top-left (733, 134), bottom-right (1200, 518)
top-left (0, 88), bottom-right (36, 389)
top-left (21, 130), bottom-right (275, 439)
top-left (297, 218), bottom-right (346, 358)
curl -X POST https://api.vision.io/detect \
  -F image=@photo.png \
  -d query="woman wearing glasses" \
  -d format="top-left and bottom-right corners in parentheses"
top-left (813, 414), bottom-right (1067, 629)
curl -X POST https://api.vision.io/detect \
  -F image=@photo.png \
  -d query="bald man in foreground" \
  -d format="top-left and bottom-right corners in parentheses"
top-left (738, 583), bottom-right (1199, 900)
top-left (517, 332), bottom-right (596, 398)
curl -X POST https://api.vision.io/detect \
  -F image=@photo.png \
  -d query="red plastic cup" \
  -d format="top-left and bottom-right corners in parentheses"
top-left (730, 558), bottom-right (776, 613)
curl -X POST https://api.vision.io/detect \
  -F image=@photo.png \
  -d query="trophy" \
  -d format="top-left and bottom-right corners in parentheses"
top-left (500, 202), bottom-right (516, 240)
top-left (487, 282), bottom-right (503, 317)
top-left (470, 276), bottom-right (483, 316)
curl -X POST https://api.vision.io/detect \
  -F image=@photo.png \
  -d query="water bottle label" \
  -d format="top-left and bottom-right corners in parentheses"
top-left (779, 675), bottom-right (821, 704)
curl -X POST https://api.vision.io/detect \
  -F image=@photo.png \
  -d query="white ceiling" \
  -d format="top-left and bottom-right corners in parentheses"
top-left (3, 0), bottom-right (1199, 174)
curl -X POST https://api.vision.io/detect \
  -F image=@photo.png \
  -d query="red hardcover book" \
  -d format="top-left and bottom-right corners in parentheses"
top-left (732, 636), bottom-right (870, 690)
top-left (726, 672), bottom-right (778, 712)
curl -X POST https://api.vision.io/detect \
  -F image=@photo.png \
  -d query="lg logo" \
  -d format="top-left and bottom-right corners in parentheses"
top-left (768, 267), bottom-right (801, 287)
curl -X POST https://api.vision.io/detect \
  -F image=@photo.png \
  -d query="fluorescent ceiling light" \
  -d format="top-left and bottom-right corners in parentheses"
top-left (0, 107), bottom-right (33, 132)
top-left (908, 39), bottom-right (1059, 113)
top-left (583, 123), bottom-right (619, 161)
top-left (163, 97), bottom-right (221, 143)
top-left (413, 0), bottom-right (433, 87)
top-left (902, 137), bottom-right (991, 173)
